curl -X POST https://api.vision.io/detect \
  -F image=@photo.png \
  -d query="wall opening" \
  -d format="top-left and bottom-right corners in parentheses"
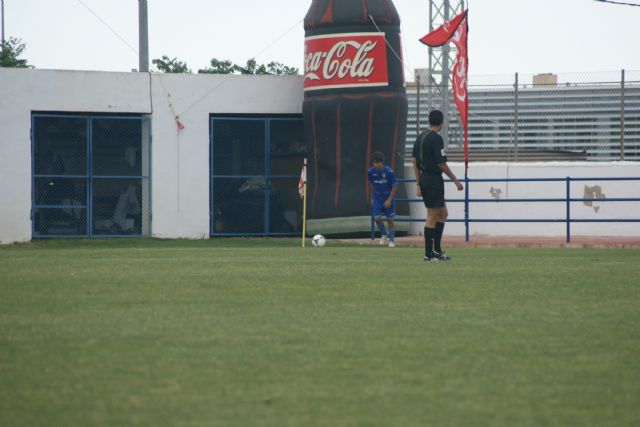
top-left (210, 115), bottom-right (305, 236)
top-left (32, 113), bottom-right (151, 237)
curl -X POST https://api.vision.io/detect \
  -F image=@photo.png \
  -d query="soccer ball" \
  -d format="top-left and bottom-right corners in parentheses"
top-left (312, 234), bottom-right (326, 247)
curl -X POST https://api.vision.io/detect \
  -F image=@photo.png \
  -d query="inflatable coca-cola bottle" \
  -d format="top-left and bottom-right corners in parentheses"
top-left (303, 0), bottom-right (408, 229)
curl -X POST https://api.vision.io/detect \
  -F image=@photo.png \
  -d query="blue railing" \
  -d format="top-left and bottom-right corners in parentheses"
top-left (372, 176), bottom-right (640, 243)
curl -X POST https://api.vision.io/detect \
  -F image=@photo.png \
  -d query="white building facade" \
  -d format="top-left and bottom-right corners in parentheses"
top-left (0, 69), bottom-right (303, 244)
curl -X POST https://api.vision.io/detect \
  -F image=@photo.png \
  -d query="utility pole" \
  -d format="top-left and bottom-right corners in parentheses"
top-left (138, 0), bottom-right (149, 72)
top-left (1, 0), bottom-right (6, 46)
top-left (621, 69), bottom-right (625, 160)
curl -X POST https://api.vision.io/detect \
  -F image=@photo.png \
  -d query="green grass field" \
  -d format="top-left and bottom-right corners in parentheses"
top-left (1, 239), bottom-right (639, 426)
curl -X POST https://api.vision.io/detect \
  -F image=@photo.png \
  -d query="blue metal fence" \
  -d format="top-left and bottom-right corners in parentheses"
top-left (32, 114), bottom-right (151, 238)
top-left (372, 176), bottom-right (640, 243)
top-left (210, 116), bottom-right (305, 236)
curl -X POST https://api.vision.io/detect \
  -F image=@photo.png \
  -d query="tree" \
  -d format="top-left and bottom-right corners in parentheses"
top-left (0, 38), bottom-right (33, 68)
top-left (151, 55), bottom-right (191, 73)
top-left (197, 58), bottom-right (236, 74)
top-left (198, 57), bottom-right (298, 76)
top-left (265, 61), bottom-right (299, 76)
top-left (234, 58), bottom-right (266, 75)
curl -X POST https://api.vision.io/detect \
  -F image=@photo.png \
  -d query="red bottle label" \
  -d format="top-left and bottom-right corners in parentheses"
top-left (304, 33), bottom-right (389, 92)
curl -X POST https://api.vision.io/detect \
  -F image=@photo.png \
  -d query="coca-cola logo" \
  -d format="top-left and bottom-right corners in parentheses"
top-left (304, 33), bottom-right (389, 91)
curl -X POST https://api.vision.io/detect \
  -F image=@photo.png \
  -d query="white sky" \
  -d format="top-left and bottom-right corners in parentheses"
top-left (3, 0), bottom-right (640, 82)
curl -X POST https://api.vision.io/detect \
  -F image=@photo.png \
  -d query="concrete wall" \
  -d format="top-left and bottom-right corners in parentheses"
top-left (0, 68), bottom-right (303, 244)
top-left (148, 73), bottom-right (303, 239)
top-left (403, 162), bottom-right (640, 237)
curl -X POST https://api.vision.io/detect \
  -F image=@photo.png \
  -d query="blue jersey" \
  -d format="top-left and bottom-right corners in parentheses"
top-left (368, 166), bottom-right (397, 199)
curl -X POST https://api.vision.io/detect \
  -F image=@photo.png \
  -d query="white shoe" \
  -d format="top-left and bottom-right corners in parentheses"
top-left (388, 241), bottom-right (396, 248)
top-left (379, 235), bottom-right (388, 245)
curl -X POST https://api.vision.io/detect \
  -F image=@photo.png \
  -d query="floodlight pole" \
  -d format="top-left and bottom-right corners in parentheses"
top-left (138, 0), bottom-right (149, 72)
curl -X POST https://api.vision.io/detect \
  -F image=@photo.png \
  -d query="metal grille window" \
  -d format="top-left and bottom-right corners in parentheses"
top-left (211, 116), bottom-right (305, 236)
top-left (32, 114), bottom-right (151, 238)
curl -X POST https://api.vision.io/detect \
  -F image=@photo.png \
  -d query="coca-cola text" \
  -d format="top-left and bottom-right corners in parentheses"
top-left (304, 33), bottom-right (389, 91)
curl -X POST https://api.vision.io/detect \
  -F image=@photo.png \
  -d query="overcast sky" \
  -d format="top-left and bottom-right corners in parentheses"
top-left (3, 0), bottom-right (640, 82)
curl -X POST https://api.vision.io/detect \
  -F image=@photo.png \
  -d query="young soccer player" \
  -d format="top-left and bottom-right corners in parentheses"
top-left (368, 151), bottom-right (398, 248)
top-left (412, 110), bottom-right (464, 261)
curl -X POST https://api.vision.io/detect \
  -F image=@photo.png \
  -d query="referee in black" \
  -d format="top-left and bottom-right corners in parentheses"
top-left (412, 110), bottom-right (464, 261)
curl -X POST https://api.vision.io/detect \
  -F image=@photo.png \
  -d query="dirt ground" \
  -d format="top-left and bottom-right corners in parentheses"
top-left (343, 235), bottom-right (640, 249)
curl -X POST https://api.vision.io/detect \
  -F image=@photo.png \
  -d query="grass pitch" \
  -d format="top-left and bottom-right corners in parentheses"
top-left (0, 239), bottom-right (639, 426)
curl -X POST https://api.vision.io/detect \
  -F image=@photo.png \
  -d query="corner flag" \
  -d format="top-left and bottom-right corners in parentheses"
top-left (299, 159), bottom-right (308, 247)
top-left (298, 159), bottom-right (307, 199)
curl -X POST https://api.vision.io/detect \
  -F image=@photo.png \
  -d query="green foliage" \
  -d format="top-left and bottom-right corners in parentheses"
top-left (0, 37), bottom-right (33, 68)
top-left (197, 58), bottom-right (236, 74)
top-left (265, 60), bottom-right (299, 76)
top-left (0, 239), bottom-right (638, 426)
top-left (198, 57), bottom-right (299, 75)
top-left (151, 55), bottom-right (191, 73)
top-left (153, 55), bottom-right (299, 75)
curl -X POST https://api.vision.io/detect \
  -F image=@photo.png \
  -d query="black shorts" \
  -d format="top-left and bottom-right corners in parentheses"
top-left (420, 174), bottom-right (446, 208)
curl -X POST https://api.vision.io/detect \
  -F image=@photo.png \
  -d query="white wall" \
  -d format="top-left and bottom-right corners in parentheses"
top-left (149, 73), bottom-right (303, 239)
top-left (404, 162), bottom-right (640, 237)
top-left (0, 69), bottom-right (303, 244)
top-left (0, 69), bottom-right (150, 244)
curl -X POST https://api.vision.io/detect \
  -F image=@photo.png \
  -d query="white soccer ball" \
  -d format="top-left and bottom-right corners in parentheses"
top-left (312, 234), bottom-right (326, 247)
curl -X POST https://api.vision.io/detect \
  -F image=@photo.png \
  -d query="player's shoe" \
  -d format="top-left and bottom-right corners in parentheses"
top-left (432, 251), bottom-right (451, 261)
top-left (379, 235), bottom-right (388, 246)
top-left (423, 255), bottom-right (439, 262)
top-left (388, 241), bottom-right (396, 248)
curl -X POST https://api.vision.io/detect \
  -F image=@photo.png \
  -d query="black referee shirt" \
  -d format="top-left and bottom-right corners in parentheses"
top-left (412, 130), bottom-right (448, 176)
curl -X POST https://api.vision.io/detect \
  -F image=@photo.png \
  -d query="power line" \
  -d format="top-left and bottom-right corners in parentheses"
top-left (594, 0), bottom-right (640, 6)
top-left (177, 19), bottom-right (304, 116)
top-left (368, 15), bottom-right (415, 81)
top-left (72, 1), bottom-right (304, 121)
top-left (252, 19), bottom-right (304, 64)
top-left (75, 0), bottom-right (139, 56)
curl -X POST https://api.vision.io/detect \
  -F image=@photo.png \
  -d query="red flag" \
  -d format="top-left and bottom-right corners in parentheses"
top-left (420, 10), bottom-right (469, 169)
top-left (298, 159), bottom-right (307, 199)
top-left (419, 10), bottom-right (467, 47)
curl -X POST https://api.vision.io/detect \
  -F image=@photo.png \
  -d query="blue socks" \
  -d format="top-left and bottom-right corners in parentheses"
top-left (378, 222), bottom-right (394, 242)
top-left (378, 222), bottom-right (387, 237)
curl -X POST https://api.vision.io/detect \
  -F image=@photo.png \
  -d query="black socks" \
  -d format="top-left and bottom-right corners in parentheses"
top-left (424, 227), bottom-right (436, 257)
top-left (424, 223), bottom-right (446, 258)
top-left (435, 222), bottom-right (446, 253)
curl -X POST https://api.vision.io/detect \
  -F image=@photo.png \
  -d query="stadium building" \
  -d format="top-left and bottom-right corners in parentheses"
top-left (406, 71), bottom-right (640, 161)
top-left (0, 68), bottom-right (638, 244)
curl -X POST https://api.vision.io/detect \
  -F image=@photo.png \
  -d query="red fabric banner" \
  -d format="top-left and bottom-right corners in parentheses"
top-left (419, 10), bottom-right (467, 48)
top-left (420, 10), bottom-right (469, 169)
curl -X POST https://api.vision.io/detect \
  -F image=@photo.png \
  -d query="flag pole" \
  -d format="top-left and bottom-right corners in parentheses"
top-left (301, 158), bottom-right (307, 248)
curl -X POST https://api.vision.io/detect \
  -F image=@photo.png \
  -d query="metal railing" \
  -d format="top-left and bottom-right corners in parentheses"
top-left (372, 176), bottom-right (640, 243)
top-left (408, 70), bottom-right (640, 161)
